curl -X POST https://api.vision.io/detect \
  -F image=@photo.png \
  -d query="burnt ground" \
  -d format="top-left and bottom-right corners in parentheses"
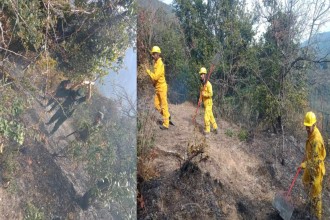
top-left (138, 101), bottom-right (330, 219)
top-left (0, 63), bottom-right (118, 219)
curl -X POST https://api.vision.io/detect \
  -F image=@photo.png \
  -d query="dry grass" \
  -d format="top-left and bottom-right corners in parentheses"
top-left (137, 99), bottom-right (159, 181)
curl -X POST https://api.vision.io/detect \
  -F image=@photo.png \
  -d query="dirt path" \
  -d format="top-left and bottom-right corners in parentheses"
top-left (139, 101), bottom-right (330, 219)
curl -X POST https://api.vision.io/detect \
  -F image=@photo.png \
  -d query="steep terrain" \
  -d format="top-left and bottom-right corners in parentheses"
top-left (0, 95), bottom-right (114, 219)
top-left (138, 101), bottom-right (330, 219)
top-left (0, 61), bottom-right (122, 219)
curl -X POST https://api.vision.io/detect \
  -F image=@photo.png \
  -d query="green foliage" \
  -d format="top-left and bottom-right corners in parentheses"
top-left (12, 99), bottom-right (25, 117)
top-left (1, 0), bottom-right (50, 50)
top-left (173, 0), bottom-right (217, 66)
top-left (1, 1), bottom-right (136, 218)
top-left (6, 179), bottom-right (19, 194)
top-left (57, 0), bottom-right (136, 79)
top-left (137, 4), bottom-right (193, 102)
top-left (224, 129), bottom-right (234, 137)
top-left (67, 96), bottom-right (136, 219)
top-left (2, 0), bottom-right (136, 81)
top-left (0, 87), bottom-right (26, 145)
top-left (24, 202), bottom-right (45, 220)
top-left (252, 85), bottom-right (280, 125)
top-left (168, 0), bottom-right (310, 133)
top-left (172, 0), bottom-right (258, 109)
top-left (0, 118), bottom-right (25, 145)
top-left (238, 129), bottom-right (248, 141)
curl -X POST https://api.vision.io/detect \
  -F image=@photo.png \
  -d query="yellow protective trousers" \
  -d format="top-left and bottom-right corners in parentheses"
top-left (302, 167), bottom-right (324, 219)
top-left (154, 86), bottom-right (170, 128)
top-left (204, 104), bottom-right (217, 133)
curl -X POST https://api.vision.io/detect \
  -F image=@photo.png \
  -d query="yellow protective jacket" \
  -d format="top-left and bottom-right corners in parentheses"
top-left (147, 58), bottom-right (167, 91)
top-left (201, 81), bottom-right (213, 106)
top-left (301, 126), bottom-right (326, 178)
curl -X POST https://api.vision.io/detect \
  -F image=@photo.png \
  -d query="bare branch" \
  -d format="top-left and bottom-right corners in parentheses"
top-left (0, 46), bottom-right (28, 59)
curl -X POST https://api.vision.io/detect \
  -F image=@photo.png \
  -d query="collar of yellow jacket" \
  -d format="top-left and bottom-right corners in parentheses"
top-left (308, 126), bottom-right (321, 141)
top-left (155, 57), bottom-right (162, 64)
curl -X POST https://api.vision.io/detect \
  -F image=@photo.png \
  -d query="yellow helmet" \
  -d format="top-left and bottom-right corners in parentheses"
top-left (304, 111), bottom-right (317, 126)
top-left (150, 46), bottom-right (161, 54)
top-left (199, 67), bottom-right (207, 75)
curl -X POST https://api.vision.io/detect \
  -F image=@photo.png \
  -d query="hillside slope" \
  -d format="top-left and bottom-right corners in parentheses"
top-left (0, 92), bottom-right (115, 220)
top-left (138, 101), bottom-right (330, 219)
top-left (0, 61), bottom-right (124, 219)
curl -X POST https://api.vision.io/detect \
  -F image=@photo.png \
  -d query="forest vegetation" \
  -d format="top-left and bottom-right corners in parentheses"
top-left (0, 0), bottom-right (136, 219)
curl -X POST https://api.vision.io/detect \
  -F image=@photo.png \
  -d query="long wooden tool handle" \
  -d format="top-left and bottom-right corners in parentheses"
top-left (286, 166), bottom-right (302, 197)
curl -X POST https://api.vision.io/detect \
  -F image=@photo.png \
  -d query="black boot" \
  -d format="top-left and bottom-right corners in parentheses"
top-left (169, 116), bottom-right (175, 126)
top-left (159, 124), bottom-right (169, 130)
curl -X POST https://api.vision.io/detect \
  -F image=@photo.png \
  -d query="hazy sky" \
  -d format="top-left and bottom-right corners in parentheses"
top-left (96, 47), bottom-right (137, 102)
top-left (160, 0), bottom-right (172, 4)
top-left (159, 0), bottom-right (330, 35)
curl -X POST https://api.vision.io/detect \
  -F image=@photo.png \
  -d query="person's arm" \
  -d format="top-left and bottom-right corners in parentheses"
top-left (71, 81), bottom-right (84, 90)
top-left (146, 60), bottom-right (164, 81)
top-left (202, 82), bottom-right (213, 98)
top-left (86, 83), bottom-right (92, 101)
top-left (300, 153), bottom-right (307, 168)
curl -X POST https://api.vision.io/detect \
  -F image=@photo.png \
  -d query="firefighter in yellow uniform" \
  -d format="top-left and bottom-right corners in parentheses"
top-left (199, 67), bottom-right (218, 135)
top-left (145, 46), bottom-right (171, 129)
top-left (300, 111), bottom-right (326, 219)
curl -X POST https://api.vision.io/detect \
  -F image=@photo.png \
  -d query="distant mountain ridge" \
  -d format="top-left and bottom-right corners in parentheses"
top-left (305, 31), bottom-right (330, 58)
top-left (137, 0), bottom-right (173, 13)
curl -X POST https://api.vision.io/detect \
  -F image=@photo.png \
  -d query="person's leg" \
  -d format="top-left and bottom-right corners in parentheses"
top-left (46, 98), bottom-right (55, 108)
top-left (50, 112), bottom-right (67, 135)
top-left (159, 89), bottom-right (170, 128)
top-left (311, 173), bottom-right (323, 219)
top-left (50, 110), bottom-right (74, 135)
top-left (47, 108), bottom-right (62, 125)
top-left (302, 169), bottom-right (311, 190)
top-left (154, 93), bottom-right (161, 113)
top-left (204, 105), bottom-right (211, 133)
top-left (209, 105), bottom-right (218, 130)
top-left (311, 194), bottom-right (322, 219)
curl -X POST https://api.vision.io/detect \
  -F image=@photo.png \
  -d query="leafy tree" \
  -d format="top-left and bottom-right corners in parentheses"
top-left (55, 0), bottom-right (136, 79)
top-left (137, 3), bottom-right (191, 102)
top-left (251, 0), bottom-right (328, 132)
top-left (173, 0), bottom-right (257, 118)
top-left (173, 0), bottom-right (216, 66)
top-left (1, 0), bottom-right (136, 81)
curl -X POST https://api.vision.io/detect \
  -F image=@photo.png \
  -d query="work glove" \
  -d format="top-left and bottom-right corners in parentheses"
top-left (300, 162), bottom-right (307, 169)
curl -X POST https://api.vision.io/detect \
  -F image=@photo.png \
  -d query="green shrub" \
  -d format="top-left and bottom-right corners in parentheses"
top-left (238, 129), bottom-right (248, 141)
top-left (24, 202), bottom-right (45, 220)
top-left (224, 129), bottom-right (235, 137)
